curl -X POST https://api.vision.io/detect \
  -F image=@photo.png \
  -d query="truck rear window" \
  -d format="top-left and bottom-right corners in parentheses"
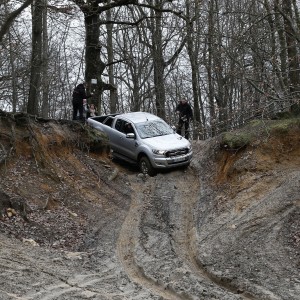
top-left (103, 117), bottom-right (114, 127)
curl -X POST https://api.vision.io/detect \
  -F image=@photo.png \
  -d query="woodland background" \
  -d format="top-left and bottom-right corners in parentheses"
top-left (1, 0), bottom-right (300, 139)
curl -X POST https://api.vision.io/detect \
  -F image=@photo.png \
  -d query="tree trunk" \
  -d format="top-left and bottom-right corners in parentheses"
top-left (27, 0), bottom-right (43, 115)
top-left (151, 6), bottom-right (166, 119)
top-left (185, 0), bottom-right (203, 139)
top-left (206, 0), bottom-right (216, 136)
top-left (82, 3), bottom-right (120, 114)
top-left (41, 0), bottom-right (49, 118)
top-left (274, 0), bottom-right (289, 92)
top-left (264, 0), bottom-right (286, 94)
top-left (4, 2), bottom-right (18, 113)
top-left (106, 6), bottom-right (117, 113)
top-left (84, 4), bottom-right (106, 98)
top-left (282, 0), bottom-right (300, 101)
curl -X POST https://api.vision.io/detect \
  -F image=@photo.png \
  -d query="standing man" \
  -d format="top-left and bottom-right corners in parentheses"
top-left (72, 82), bottom-right (93, 121)
top-left (175, 98), bottom-right (193, 139)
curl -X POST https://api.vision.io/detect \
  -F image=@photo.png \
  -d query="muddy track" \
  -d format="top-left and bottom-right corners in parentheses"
top-left (1, 162), bottom-right (299, 299)
top-left (171, 169), bottom-right (257, 300)
top-left (116, 167), bottom-right (255, 299)
top-left (0, 164), bottom-right (299, 299)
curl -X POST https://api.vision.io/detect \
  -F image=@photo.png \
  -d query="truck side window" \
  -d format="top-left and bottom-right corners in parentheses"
top-left (115, 119), bottom-right (125, 132)
top-left (124, 123), bottom-right (134, 134)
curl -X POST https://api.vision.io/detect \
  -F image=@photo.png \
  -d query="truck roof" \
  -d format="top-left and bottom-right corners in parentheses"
top-left (117, 112), bottom-right (160, 123)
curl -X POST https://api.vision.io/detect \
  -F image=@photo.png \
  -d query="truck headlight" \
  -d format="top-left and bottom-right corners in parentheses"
top-left (152, 149), bottom-right (166, 155)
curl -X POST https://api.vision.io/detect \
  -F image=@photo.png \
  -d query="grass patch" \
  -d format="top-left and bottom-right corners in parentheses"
top-left (269, 118), bottom-right (300, 134)
top-left (220, 117), bottom-right (300, 150)
top-left (221, 132), bottom-right (252, 150)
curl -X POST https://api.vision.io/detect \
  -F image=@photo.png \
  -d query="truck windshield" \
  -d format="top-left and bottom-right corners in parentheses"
top-left (135, 120), bottom-right (173, 139)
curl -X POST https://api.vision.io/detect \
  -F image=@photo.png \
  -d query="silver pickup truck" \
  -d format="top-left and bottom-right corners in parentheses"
top-left (87, 112), bottom-right (193, 175)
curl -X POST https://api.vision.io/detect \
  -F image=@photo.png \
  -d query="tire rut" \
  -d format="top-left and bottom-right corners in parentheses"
top-left (117, 168), bottom-right (259, 299)
top-left (173, 169), bottom-right (257, 300)
top-left (116, 177), bottom-right (187, 300)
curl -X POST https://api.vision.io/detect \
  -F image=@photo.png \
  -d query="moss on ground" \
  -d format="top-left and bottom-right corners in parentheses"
top-left (220, 117), bottom-right (300, 150)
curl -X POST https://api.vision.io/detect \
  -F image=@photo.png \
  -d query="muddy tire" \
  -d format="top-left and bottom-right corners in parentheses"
top-left (139, 156), bottom-right (156, 176)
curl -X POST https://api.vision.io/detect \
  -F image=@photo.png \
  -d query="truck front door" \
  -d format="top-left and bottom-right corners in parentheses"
top-left (110, 118), bottom-right (138, 160)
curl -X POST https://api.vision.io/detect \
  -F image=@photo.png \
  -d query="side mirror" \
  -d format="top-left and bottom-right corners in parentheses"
top-left (171, 125), bottom-right (176, 133)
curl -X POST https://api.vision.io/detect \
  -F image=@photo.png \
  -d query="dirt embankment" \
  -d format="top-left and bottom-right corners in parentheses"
top-left (0, 112), bottom-right (299, 300)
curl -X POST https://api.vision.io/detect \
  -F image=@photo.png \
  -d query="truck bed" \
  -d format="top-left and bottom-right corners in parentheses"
top-left (93, 114), bottom-right (118, 127)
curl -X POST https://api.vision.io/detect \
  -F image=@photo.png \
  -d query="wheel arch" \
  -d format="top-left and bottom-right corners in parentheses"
top-left (137, 151), bottom-right (148, 163)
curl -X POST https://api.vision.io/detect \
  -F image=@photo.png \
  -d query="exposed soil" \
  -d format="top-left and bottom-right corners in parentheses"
top-left (0, 112), bottom-right (299, 300)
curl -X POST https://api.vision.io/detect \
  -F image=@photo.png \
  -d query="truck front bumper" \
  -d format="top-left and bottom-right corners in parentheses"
top-left (151, 151), bottom-right (193, 169)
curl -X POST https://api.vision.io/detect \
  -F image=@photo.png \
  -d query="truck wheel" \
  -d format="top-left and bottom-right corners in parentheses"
top-left (139, 156), bottom-right (156, 176)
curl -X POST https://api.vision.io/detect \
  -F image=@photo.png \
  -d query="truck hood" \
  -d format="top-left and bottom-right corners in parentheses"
top-left (142, 134), bottom-right (190, 150)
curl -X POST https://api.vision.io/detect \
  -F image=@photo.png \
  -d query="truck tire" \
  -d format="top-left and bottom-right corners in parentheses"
top-left (139, 156), bottom-right (156, 176)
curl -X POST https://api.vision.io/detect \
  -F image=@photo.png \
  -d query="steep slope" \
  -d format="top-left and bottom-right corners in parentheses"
top-left (0, 111), bottom-right (299, 299)
top-left (192, 120), bottom-right (300, 299)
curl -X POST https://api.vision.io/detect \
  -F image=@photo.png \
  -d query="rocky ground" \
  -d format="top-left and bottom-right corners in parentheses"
top-left (0, 112), bottom-right (299, 300)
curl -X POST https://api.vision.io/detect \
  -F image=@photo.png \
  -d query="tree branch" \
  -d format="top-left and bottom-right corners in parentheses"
top-left (0, 0), bottom-right (34, 43)
top-left (102, 82), bottom-right (117, 91)
top-left (99, 16), bottom-right (146, 26)
top-left (165, 36), bottom-right (187, 67)
top-left (47, 5), bottom-right (75, 15)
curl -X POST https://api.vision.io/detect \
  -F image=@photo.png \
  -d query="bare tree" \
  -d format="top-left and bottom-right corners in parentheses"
top-left (71, 1), bottom-right (136, 102)
top-left (136, 0), bottom-right (186, 119)
top-left (2, 0), bottom-right (300, 137)
top-left (112, 7), bottom-right (153, 113)
top-left (184, 0), bottom-right (206, 139)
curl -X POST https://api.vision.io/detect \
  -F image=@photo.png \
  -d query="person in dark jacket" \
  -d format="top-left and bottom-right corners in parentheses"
top-left (72, 82), bottom-right (93, 121)
top-left (175, 98), bottom-right (193, 139)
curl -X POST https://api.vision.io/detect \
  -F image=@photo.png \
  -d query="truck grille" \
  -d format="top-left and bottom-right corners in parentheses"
top-left (166, 148), bottom-right (189, 157)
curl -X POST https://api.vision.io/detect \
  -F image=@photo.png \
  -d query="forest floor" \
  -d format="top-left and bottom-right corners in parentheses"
top-left (0, 112), bottom-right (299, 300)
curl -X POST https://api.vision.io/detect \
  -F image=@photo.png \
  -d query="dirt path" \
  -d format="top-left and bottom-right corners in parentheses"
top-left (1, 164), bottom-right (299, 299)
top-left (116, 168), bottom-right (249, 299)
top-left (117, 179), bottom-right (184, 300)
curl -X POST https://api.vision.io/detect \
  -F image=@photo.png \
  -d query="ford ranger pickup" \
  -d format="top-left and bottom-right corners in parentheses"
top-left (87, 112), bottom-right (193, 176)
